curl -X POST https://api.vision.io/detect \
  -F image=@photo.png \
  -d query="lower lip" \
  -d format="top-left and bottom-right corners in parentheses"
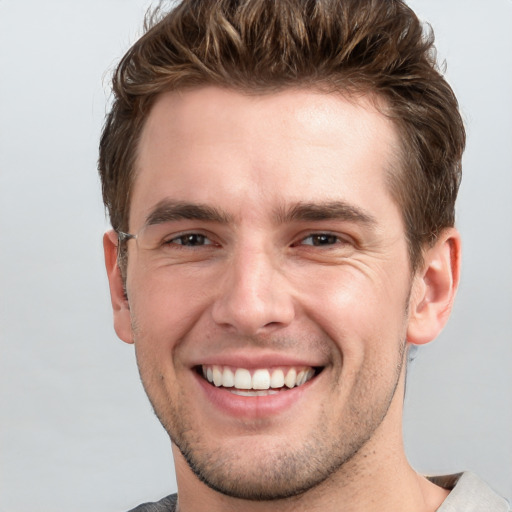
top-left (194, 371), bottom-right (316, 419)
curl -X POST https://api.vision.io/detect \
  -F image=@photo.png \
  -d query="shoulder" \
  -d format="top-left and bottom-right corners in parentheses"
top-left (432, 472), bottom-right (510, 512)
top-left (127, 493), bottom-right (178, 512)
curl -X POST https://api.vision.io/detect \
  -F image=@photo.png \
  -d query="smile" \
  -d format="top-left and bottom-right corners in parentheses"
top-left (200, 365), bottom-right (318, 396)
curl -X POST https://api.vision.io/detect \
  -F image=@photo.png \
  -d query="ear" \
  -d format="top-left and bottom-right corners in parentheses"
top-left (407, 228), bottom-right (461, 345)
top-left (103, 230), bottom-right (134, 344)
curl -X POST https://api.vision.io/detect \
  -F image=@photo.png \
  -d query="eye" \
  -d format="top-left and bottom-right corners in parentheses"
top-left (299, 233), bottom-right (347, 247)
top-left (166, 233), bottom-right (215, 247)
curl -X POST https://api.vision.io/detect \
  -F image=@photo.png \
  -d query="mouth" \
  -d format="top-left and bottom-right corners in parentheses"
top-left (197, 365), bottom-right (322, 397)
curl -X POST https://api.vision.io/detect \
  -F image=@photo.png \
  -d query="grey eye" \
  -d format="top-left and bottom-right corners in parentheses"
top-left (170, 234), bottom-right (212, 246)
top-left (302, 234), bottom-right (340, 246)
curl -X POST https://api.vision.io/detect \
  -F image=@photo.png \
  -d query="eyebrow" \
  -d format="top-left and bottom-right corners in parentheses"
top-left (274, 201), bottom-right (377, 226)
top-left (143, 199), bottom-right (376, 228)
top-left (145, 200), bottom-right (232, 226)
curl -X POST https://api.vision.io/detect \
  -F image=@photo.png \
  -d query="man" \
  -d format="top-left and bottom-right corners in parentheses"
top-left (99, 1), bottom-right (510, 510)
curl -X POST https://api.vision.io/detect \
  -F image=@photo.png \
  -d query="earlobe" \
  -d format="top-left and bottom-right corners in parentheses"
top-left (407, 228), bottom-right (461, 345)
top-left (103, 230), bottom-right (134, 344)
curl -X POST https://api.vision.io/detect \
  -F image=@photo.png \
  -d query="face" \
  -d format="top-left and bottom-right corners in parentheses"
top-left (114, 87), bottom-right (421, 499)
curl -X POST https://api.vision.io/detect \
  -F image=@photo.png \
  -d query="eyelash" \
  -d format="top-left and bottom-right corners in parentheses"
top-left (163, 232), bottom-right (350, 248)
top-left (295, 233), bottom-right (350, 247)
top-left (164, 232), bottom-right (217, 247)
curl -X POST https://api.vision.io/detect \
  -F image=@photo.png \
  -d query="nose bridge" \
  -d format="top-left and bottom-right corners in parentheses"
top-left (211, 241), bottom-right (294, 335)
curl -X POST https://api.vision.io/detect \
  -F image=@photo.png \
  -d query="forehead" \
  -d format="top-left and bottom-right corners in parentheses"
top-left (131, 87), bottom-right (401, 228)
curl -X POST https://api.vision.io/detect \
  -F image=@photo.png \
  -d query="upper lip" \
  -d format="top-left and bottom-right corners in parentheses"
top-left (189, 350), bottom-right (327, 370)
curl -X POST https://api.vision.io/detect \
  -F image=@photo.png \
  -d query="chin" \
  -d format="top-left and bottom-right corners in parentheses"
top-left (175, 435), bottom-right (346, 501)
top-left (164, 407), bottom-right (376, 502)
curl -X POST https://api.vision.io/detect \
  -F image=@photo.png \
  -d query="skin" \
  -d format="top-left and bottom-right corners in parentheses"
top-left (104, 87), bottom-right (460, 511)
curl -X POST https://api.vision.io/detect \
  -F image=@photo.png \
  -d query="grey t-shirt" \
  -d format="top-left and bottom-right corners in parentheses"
top-left (128, 472), bottom-right (510, 511)
top-left (128, 493), bottom-right (177, 512)
top-left (433, 472), bottom-right (510, 511)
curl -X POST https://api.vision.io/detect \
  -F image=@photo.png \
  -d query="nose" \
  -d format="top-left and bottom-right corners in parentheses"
top-left (211, 246), bottom-right (295, 336)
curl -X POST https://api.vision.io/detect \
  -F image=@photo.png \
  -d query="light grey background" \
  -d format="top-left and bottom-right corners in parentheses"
top-left (0, 1), bottom-right (510, 511)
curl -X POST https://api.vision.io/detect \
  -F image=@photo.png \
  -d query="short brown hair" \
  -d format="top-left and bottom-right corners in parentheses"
top-left (99, 0), bottom-right (465, 269)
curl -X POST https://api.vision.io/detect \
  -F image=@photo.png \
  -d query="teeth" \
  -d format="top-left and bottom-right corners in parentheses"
top-left (222, 367), bottom-right (235, 387)
top-left (202, 365), bottom-right (316, 391)
top-left (270, 368), bottom-right (285, 388)
top-left (252, 369), bottom-right (270, 390)
top-left (231, 389), bottom-right (280, 397)
top-left (234, 368), bottom-right (252, 389)
top-left (284, 368), bottom-right (297, 388)
top-left (212, 366), bottom-right (223, 387)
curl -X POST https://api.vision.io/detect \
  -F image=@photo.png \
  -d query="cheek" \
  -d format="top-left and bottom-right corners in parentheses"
top-left (293, 263), bottom-right (410, 355)
top-left (127, 268), bottom-right (213, 352)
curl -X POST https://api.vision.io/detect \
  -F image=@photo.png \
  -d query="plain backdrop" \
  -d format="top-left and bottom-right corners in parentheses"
top-left (0, 1), bottom-right (511, 511)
